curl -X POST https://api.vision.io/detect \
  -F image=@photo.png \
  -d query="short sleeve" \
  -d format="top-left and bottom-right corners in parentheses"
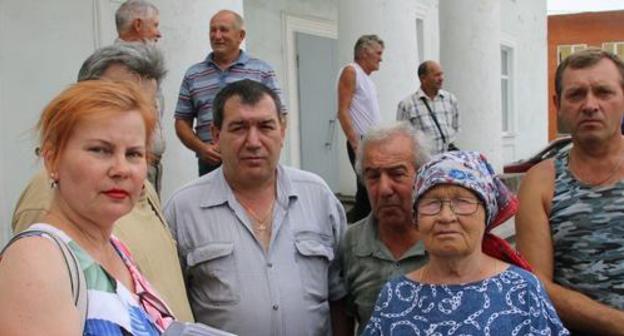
top-left (261, 67), bottom-right (288, 114)
top-left (396, 101), bottom-right (409, 121)
top-left (174, 74), bottom-right (195, 120)
top-left (451, 94), bottom-right (460, 132)
top-left (328, 192), bottom-right (348, 301)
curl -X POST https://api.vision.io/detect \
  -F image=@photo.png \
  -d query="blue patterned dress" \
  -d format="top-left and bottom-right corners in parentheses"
top-left (362, 265), bottom-right (569, 336)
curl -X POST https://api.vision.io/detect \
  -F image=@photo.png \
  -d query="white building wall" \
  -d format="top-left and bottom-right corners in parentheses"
top-left (0, 0), bottom-right (96, 244)
top-left (500, 0), bottom-right (548, 161)
top-left (336, 0), bottom-right (439, 195)
top-left (0, 0), bottom-right (243, 243)
top-left (0, 0), bottom-right (547, 242)
top-left (440, 0), bottom-right (503, 169)
top-left (242, 0), bottom-right (338, 165)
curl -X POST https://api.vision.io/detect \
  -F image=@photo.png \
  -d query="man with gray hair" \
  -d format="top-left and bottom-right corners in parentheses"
top-left (79, 42), bottom-right (167, 192)
top-left (78, 41), bottom-right (165, 91)
top-left (338, 121), bottom-right (429, 334)
top-left (337, 34), bottom-right (384, 223)
top-left (115, 0), bottom-right (161, 43)
top-left (11, 43), bottom-right (194, 322)
top-left (115, 0), bottom-right (166, 191)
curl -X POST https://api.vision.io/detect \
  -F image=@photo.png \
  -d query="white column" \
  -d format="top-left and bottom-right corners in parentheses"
top-left (336, 0), bottom-right (438, 194)
top-left (439, 0), bottom-right (503, 169)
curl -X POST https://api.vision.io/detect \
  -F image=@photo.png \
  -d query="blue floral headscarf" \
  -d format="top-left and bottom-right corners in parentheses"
top-left (413, 150), bottom-right (517, 229)
top-left (412, 150), bottom-right (531, 270)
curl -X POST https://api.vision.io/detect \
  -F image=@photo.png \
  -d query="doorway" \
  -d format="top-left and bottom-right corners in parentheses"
top-left (295, 32), bottom-right (339, 190)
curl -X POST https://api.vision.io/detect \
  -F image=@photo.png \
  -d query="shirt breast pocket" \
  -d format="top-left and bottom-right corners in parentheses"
top-left (294, 232), bottom-right (335, 302)
top-left (187, 242), bottom-right (240, 304)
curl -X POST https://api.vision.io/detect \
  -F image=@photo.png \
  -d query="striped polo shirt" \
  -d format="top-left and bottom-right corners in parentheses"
top-left (175, 50), bottom-right (285, 143)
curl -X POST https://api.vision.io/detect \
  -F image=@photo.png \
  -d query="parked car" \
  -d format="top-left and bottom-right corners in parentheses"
top-left (503, 136), bottom-right (572, 174)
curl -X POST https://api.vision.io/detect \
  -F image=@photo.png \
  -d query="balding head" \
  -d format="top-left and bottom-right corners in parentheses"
top-left (209, 10), bottom-right (246, 60)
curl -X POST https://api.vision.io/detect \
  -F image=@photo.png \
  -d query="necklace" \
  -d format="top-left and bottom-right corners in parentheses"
top-left (239, 198), bottom-right (275, 231)
top-left (569, 151), bottom-right (624, 186)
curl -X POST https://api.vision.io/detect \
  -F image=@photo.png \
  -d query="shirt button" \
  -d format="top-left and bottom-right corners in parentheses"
top-left (267, 262), bottom-right (273, 268)
top-left (272, 304), bottom-right (279, 311)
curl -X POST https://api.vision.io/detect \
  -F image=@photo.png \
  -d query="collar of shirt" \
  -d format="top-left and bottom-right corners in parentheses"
top-left (416, 87), bottom-right (447, 101)
top-left (205, 49), bottom-right (250, 68)
top-left (198, 165), bottom-right (298, 210)
top-left (353, 214), bottom-right (426, 262)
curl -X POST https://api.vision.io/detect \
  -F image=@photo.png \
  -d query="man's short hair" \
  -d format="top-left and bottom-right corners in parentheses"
top-left (355, 121), bottom-right (431, 178)
top-left (418, 61), bottom-right (434, 79)
top-left (555, 48), bottom-right (624, 99)
top-left (354, 34), bottom-right (384, 60)
top-left (115, 0), bottom-right (159, 35)
top-left (212, 79), bottom-right (283, 129)
top-left (77, 42), bottom-right (166, 84)
top-left (212, 9), bottom-right (245, 30)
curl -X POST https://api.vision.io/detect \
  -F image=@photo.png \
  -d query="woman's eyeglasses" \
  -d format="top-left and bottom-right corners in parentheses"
top-left (416, 197), bottom-right (481, 216)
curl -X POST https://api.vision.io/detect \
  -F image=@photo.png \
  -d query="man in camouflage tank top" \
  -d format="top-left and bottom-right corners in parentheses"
top-left (516, 48), bottom-right (624, 335)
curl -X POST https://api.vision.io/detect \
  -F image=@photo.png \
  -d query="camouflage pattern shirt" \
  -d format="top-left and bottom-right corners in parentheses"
top-left (550, 151), bottom-right (624, 309)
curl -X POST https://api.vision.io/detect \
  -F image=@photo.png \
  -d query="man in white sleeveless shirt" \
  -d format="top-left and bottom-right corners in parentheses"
top-left (337, 35), bottom-right (384, 223)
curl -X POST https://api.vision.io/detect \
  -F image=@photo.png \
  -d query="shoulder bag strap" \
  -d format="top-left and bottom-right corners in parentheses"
top-left (420, 96), bottom-right (447, 145)
top-left (2, 229), bottom-right (88, 331)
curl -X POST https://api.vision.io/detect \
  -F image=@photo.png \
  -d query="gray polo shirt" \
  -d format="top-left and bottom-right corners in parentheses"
top-left (164, 165), bottom-right (347, 336)
top-left (339, 214), bottom-right (427, 334)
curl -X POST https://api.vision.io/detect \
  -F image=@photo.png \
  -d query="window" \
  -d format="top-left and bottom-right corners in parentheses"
top-left (557, 44), bottom-right (587, 64)
top-left (501, 46), bottom-right (513, 135)
top-left (602, 41), bottom-right (624, 60)
top-left (415, 18), bottom-right (425, 63)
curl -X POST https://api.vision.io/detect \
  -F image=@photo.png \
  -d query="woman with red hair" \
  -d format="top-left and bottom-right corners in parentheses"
top-left (0, 80), bottom-right (172, 335)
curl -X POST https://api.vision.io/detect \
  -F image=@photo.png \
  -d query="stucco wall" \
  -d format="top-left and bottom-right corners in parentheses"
top-left (336, 0), bottom-right (439, 195)
top-left (242, 0), bottom-right (338, 166)
top-left (501, 0), bottom-right (548, 161)
top-left (0, 0), bottom-right (96, 243)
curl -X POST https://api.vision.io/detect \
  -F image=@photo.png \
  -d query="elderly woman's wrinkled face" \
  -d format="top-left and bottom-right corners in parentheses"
top-left (416, 184), bottom-right (486, 258)
top-left (47, 110), bottom-right (147, 226)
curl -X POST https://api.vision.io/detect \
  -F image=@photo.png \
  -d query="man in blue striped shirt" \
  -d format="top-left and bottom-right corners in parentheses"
top-left (174, 9), bottom-right (285, 176)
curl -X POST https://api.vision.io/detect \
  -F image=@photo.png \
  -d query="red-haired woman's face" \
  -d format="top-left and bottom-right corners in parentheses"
top-left (49, 110), bottom-right (147, 226)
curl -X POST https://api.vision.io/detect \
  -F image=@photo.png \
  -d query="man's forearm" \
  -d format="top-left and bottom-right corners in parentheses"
top-left (544, 279), bottom-right (624, 335)
top-left (174, 119), bottom-right (205, 154)
top-left (337, 110), bottom-right (358, 147)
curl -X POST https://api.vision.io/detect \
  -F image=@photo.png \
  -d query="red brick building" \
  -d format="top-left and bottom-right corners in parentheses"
top-left (548, 10), bottom-right (624, 139)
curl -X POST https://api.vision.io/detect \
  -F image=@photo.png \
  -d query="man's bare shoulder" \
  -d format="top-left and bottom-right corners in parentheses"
top-left (339, 65), bottom-right (356, 82)
top-left (518, 158), bottom-right (557, 204)
top-left (524, 159), bottom-right (556, 186)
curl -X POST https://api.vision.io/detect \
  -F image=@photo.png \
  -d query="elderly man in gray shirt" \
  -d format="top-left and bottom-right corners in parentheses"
top-left (165, 79), bottom-right (348, 336)
top-left (338, 122), bottom-right (430, 334)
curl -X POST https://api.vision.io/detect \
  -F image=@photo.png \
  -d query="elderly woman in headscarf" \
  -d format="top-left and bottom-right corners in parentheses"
top-left (362, 151), bottom-right (569, 335)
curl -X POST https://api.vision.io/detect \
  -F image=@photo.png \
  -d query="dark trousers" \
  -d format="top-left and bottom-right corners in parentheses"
top-left (347, 141), bottom-right (371, 223)
top-left (198, 159), bottom-right (220, 177)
